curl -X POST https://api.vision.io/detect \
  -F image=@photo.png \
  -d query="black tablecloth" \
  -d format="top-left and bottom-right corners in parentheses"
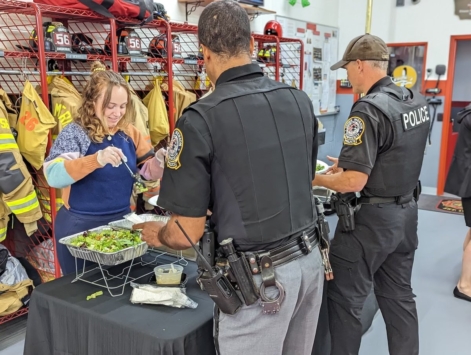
top-left (24, 255), bottom-right (216, 355)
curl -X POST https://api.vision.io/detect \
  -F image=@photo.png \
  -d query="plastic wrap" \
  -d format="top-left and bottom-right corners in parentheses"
top-left (130, 282), bottom-right (198, 309)
top-left (0, 245), bottom-right (30, 286)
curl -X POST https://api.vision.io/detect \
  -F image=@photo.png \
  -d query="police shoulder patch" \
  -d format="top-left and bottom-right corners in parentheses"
top-left (343, 116), bottom-right (365, 146)
top-left (166, 128), bottom-right (184, 170)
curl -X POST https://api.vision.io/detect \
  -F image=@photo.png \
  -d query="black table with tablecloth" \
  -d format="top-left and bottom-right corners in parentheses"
top-left (23, 241), bottom-right (378, 355)
top-left (23, 254), bottom-right (216, 355)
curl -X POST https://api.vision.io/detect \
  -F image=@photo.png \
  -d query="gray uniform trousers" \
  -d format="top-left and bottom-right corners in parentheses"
top-left (328, 200), bottom-right (419, 355)
top-left (215, 248), bottom-right (324, 355)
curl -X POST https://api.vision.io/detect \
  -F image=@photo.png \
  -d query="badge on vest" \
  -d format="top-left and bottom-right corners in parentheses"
top-left (401, 106), bottom-right (430, 131)
top-left (167, 128), bottom-right (184, 170)
top-left (343, 116), bottom-right (365, 146)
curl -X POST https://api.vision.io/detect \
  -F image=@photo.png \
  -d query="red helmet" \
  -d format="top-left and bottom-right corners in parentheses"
top-left (264, 20), bottom-right (283, 38)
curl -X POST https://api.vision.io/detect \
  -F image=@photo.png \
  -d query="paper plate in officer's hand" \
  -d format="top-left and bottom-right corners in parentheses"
top-left (316, 160), bottom-right (329, 174)
top-left (147, 195), bottom-right (160, 207)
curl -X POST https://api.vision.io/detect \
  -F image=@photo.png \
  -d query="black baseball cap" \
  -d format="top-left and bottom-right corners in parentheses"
top-left (330, 34), bottom-right (389, 70)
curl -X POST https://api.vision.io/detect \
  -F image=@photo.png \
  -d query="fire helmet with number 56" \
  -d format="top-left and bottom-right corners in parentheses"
top-left (104, 28), bottom-right (143, 56)
top-left (29, 22), bottom-right (72, 53)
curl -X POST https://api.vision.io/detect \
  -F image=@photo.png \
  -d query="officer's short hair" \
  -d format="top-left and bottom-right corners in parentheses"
top-left (368, 60), bottom-right (388, 71)
top-left (198, 0), bottom-right (251, 58)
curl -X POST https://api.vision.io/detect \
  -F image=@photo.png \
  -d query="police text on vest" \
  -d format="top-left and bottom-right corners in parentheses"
top-left (401, 106), bottom-right (430, 131)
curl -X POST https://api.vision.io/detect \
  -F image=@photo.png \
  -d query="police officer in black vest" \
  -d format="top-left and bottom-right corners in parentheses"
top-left (134, 1), bottom-right (324, 354)
top-left (313, 34), bottom-right (429, 355)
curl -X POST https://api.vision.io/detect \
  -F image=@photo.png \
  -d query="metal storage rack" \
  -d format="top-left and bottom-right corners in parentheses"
top-left (0, 0), bottom-right (118, 325)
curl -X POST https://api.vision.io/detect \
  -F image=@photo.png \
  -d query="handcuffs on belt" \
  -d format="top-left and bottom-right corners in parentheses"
top-left (259, 255), bottom-right (285, 314)
top-left (254, 231), bottom-right (319, 314)
top-left (315, 197), bottom-right (334, 281)
top-left (219, 226), bottom-right (329, 315)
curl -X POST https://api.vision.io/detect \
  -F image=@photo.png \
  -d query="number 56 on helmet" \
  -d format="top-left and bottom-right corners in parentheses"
top-left (29, 22), bottom-right (72, 53)
top-left (104, 28), bottom-right (143, 56)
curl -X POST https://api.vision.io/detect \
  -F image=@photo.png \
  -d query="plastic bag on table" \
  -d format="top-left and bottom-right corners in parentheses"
top-left (130, 282), bottom-right (198, 309)
top-left (0, 244), bottom-right (30, 286)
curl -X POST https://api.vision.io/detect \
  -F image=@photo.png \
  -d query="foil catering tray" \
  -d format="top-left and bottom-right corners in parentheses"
top-left (59, 226), bottom-right (148, 266)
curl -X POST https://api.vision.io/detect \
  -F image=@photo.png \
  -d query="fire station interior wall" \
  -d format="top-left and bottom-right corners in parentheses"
top-left (337, 0), bottom-right (471, 81)
top-left (250, 0), bottom-right (339, 35)
top-left (165, 1), bottom-right (340, 32)
top-left (393, 0), bottom-right (471, 81)
top-left (336, 0), bottom-right (397, 81)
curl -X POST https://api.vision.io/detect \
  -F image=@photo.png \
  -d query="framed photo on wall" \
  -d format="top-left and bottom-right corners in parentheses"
top-left (387, 42), bottom-right (428, 94)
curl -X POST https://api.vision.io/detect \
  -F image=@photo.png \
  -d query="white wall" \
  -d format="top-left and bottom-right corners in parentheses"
top-left (161, 0), bottom-right (339, 33)
top-left (336, 0), bottom-right (471, 80)
top-left (251, 0), bottom-right (339, 33)
top-left (336, 0), bottom-right (396, 80)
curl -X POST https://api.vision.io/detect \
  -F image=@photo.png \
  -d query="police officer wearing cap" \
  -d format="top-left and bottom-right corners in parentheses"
top-left (313, 34), bottom-right (429, 355)
top-left (134, 1), bottom-right (324, 354)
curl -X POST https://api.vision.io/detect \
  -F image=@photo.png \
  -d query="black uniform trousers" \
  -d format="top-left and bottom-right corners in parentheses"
top-left (328, 199), bottom-right (419, 355)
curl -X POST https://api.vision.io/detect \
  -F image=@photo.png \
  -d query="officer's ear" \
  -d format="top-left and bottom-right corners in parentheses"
top-left (356, 60), bottom-right (364, 74)
top-left (249, 36), bottom-right (255, 55)
top-left (201, 44), bottom-right (210, 62)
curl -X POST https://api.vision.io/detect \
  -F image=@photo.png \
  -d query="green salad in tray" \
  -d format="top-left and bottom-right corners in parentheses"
top-left (316, 163), bottom-right (324, 172)
top-left (69, 229), bottom-right (142, 253)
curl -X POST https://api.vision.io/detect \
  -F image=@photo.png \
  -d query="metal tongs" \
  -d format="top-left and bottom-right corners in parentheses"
top-left (112, 145), bottom-right (148, 193)
top-left (123, 160), bottom-right (148, 194)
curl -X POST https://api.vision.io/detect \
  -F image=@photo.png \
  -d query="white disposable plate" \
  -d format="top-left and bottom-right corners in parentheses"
top-left (316, 160), bottom-right (329, 174)
top-left (147, 195), bottom-right (160, 207)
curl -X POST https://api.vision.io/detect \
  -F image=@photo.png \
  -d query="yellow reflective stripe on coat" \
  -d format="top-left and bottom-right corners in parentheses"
top-left (0, 226), bottom-right (6, 242)
top-left (40, 198), bottom-right (63, 222)
top-left (0, 132), bottom-right (17, 150)
top-left (6, 191), bottom-right (40, 215)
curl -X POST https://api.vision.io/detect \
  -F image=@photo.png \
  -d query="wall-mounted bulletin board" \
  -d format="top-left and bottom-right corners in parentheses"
top-left (276, 16), bottom-right (339, 115)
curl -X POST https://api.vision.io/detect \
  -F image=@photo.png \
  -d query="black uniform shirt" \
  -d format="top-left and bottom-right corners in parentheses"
top-left (157, 65), bottom-right (265, 218)
top-left (158, 64), bottom-right (318, 251)
top-left (338, 77), bottom-right (396, 175)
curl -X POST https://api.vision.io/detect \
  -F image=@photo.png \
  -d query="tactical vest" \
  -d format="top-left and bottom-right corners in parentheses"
top-left (187, 76), bottom-right (317, 248)
top-left (355, 86), bottom-right (429, 197)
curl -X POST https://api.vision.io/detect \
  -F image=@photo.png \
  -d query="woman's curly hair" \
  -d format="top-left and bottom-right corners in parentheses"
top-left (75, 61), bottom-right (133, 143)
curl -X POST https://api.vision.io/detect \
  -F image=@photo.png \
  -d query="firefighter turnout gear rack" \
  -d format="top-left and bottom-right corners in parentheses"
top-left (0, 0), bottom-right (304, 325)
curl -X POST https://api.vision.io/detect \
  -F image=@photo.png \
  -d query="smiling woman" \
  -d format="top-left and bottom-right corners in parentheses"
top-left (42, 61), bottom-right (166, 275)
top-left (76, 61), bottom-right (133, 143)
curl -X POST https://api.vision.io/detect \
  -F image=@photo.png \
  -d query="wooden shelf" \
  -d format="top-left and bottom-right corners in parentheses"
top-left (239, 3), bottom-right (276, 16)
top-left (178, 0), bottom-right (275, 20)
top-left (178, 0), bottom-right (213, 5)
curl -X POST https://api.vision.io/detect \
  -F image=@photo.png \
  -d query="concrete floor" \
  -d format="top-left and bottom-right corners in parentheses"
top-left (0, 208), bottom-right (469, 355)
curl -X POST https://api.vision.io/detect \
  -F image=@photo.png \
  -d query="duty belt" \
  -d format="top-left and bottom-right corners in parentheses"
top-left (245, 228), bottom-right (318, 274)
top-left (357, 193), bottom-right (414, 205)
